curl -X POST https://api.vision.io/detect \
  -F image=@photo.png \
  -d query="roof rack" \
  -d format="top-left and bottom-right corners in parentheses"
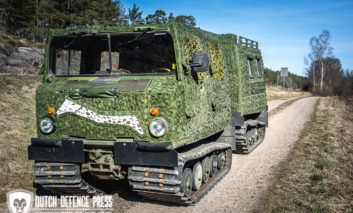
top-left (238, 36), bottom-right (258, 49)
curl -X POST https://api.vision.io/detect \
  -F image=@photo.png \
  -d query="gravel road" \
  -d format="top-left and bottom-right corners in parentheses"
top-left (267, 96), bottom-right (301, 111)
top-left (126, 96), bottom-right (320, 213)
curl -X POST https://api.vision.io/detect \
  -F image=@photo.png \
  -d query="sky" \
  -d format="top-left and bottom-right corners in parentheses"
top-left (120, 0), bottom-right (353, 76)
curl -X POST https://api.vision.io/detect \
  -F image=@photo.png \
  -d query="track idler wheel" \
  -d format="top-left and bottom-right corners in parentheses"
top-left (201, 157), bottom-right (211, 183)
top-left (181, 168), bottom-right (193, 196)
top-left (192, 162), bottom-right (203, 190)
top-left (258, 125), bottom-right (266, 141)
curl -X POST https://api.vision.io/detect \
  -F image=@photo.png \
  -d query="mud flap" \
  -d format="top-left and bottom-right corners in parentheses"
top-left (28, 138), bottom-right (84, 163)
top-left (114, 142), bottom-right (178, 167)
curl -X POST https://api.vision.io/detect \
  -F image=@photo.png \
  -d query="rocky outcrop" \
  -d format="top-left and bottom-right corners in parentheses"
top-left (0, 42), bottom-right (44, 74)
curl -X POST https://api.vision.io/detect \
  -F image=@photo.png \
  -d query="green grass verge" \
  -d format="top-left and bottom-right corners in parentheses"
top-left (0, 74), bottom-right (41, 202)
top-left (254, 97), bottom-right (353, 212)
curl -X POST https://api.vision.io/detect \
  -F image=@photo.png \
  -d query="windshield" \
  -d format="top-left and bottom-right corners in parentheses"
top-left (50, 31), bottom-right (176, 76)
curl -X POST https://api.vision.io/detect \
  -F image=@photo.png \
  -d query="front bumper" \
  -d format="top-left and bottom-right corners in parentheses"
top-left (28, 138), bottom-right (178, 167)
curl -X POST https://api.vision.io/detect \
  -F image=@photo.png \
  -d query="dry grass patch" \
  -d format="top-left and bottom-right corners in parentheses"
top-left (266, 85), bottom-right (311, 101)
top-left (254, 97), bottom-right (353, 212)
top-left (0, 74), bottom-right (41, 202)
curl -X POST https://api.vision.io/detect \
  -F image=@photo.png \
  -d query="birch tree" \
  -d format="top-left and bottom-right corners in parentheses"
top-left (309, 30), bottom-right (333, 91)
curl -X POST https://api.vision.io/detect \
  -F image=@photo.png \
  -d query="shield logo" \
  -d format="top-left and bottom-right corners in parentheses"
top-left (7, 189), bottom-right (33, 213)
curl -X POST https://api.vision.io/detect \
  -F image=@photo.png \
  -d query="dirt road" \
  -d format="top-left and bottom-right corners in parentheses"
top-left (267, 96), bottom-right (301, 111)
top-left (126, 97), bottom-right (320, 213)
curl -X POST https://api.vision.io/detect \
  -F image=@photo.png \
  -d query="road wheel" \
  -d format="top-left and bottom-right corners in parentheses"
top-left (217, 152), bottom-right (226, 169)
top-left (181, 168), bottom-right (192, 196)
top-left (210, 155), bottom-right (218, 177)
top-left (201, 157), bottom-right (211, 183)
top-left (192, 162), bottom-right (203, 190)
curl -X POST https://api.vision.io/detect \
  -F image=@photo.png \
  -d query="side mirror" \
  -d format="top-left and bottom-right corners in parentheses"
top-left (189, 52), bottom-right (208, 72)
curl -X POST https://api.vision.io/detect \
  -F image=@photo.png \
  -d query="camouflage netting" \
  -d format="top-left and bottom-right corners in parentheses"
top-left (36, 76), bottom-right (186, 144)
top-left (207, 42), bottom-right (224, 78)
top-left (183, 38), bottom-right (202, 62)
top-left (236, 43), bottom-right (267, 115)
top-left (36, 23), bottom-right (266, 148)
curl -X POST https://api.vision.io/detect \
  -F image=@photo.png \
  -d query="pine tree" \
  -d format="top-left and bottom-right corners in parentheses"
top-left (0, 0), bottom-right (197, 41)
top-left (175, 15), bottom-right (196, 26)
top-left (128, 4), bottom-right (142, 25)
top-left (1, 0), bottom-right (36, 38)
top-left (39, 0), bottom-right (127, 27)
top-left (145, 14), bottom-right (155, 24)
top-left (145, 10), bottom-right (167, 24)
top-left (168, 12), bottom-right (175, 23)
top-left (154, 10), bottom-right (166, 24)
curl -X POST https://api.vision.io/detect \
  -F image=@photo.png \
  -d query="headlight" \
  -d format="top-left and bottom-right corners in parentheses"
top-left (39, 117), bottom-right (55, 134)
top-left (149, 118), bottom-right (168, 137)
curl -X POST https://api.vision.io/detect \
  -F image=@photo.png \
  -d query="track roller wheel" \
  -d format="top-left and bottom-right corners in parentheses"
top-left (181, 168), bottom-right (192, 196)
top-left (217, 152), bottom-right (226, 169)
top-left (192, 162), bottom-right (203, 190)
top-left (201, 157), bottom-right (211, 183)
top-left (210, 155), bottom-right (218, 177)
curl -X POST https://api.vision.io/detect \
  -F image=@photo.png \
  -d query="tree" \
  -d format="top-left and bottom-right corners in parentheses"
top-left (175, 15), bottom-right (196, 26)
top-left (168, 12), bottom-right (175, 23)
top-left (0, 0), bottom-right (36, 39)
top-left (128, 4), bottom-right (143, 25)
top-left (90, 0), bottom-right (126, 25)
top-left (264, 68), bottom-right (278, 85)
top-left (309, 30), bottom-right (333, 91)
top-left (145, 14), bottom-right (155, 24)
top-left (304, 53), bottom-right (317, 90)
top-left (323, 58), bottom-right (343, 88)
top-left (342, 69), bottom-right (353, 96)
top-left (154, 10), bottom-right (167, 24)
top-left (39, 0), bottom-right (126, 28)
top-left (0, 1), bottom-right (198, 41)
top-left (145, 10), bottom-right (167, 24)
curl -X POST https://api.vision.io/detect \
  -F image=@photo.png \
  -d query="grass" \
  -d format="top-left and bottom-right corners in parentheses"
top-left (266, 85), bottom-right (311, 101)
top-left (0, 74), bottom-right (41, 202)
top-left (254, 97), bottom-right (353, 212)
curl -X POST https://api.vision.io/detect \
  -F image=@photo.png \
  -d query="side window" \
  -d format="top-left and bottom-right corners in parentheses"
top-left (247, 58), bottom-right (254, 78)
top-left (256, 59), bottom-right (262, 77)
top-left (208, 42), bottom-right (224, 78)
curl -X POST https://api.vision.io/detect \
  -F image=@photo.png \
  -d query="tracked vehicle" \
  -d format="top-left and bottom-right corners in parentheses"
top-left (28, 23), bottom-right (267, 205)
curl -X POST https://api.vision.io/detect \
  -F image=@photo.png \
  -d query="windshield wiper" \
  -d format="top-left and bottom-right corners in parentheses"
top-left (118, 29), bottom-right (152, 46)
top-left (56, 32), bottom-right (86, 53)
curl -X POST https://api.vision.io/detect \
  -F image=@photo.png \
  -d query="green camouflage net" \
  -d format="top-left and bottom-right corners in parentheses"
top-left (35, 23), bottom-right (267, 149)
top-left (208, 42), bottom-right (224, 78)
top-left (183, 37), bottom-right (202, 62)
